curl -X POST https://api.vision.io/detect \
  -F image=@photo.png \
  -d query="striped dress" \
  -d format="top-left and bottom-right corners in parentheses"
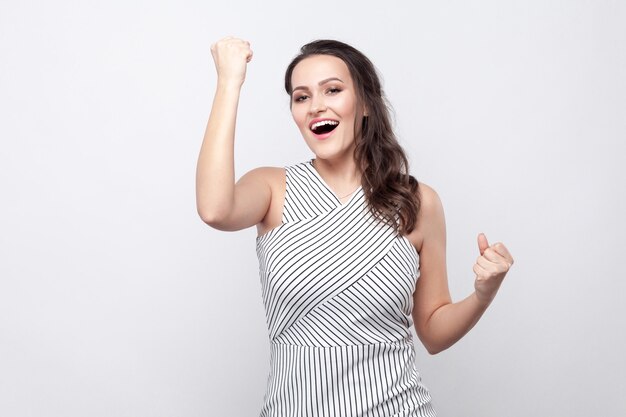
top-left (256, 159), bottom-right (436, 417)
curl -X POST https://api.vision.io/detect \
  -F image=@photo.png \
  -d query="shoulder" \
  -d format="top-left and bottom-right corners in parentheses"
top-left (417, 182), bottom-right (444, 217)
top-left (237, 166), bottom-right (286, 191)
top-left (239, 166), bottom-right (286, 185)
top-left (406, 181), bottom-right (446, 253)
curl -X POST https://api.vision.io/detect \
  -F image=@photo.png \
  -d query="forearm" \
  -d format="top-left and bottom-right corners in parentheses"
top-left (196, 81), bottom-right (242, 221)
top-left (423, 291), bottom-right (491, 354)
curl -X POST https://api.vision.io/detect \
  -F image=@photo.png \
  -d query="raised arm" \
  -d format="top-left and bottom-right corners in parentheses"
top-left (196, 37), bottom-right (271, 231)
top-left (411, 183), bottom-right (514, 354)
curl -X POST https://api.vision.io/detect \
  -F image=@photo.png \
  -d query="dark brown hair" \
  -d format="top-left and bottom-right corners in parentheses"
top-left (284, 39), bottom-right (421, 235)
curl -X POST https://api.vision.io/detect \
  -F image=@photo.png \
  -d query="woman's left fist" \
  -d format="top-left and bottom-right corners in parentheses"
top-left (473, 233), bottom-right (514, 305)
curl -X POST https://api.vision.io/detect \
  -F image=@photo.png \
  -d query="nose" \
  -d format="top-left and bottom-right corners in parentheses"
top-left (309, 93), bottom-right (327, 114)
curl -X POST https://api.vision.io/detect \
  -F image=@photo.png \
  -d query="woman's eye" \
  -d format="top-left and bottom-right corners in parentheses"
top-left (293, 88), bottom-right (339, 102)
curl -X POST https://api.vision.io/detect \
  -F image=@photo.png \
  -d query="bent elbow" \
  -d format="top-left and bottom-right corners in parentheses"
top-left (426, 346), bottom-right (444, 355)
top-left (198, 208), bottom-right (226, 227)
top-left (423, 340), bottom-right (450, 355)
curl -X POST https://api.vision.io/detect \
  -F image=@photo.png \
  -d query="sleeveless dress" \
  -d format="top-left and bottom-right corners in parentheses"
top-left (256, 159), bottom-right (436, 417)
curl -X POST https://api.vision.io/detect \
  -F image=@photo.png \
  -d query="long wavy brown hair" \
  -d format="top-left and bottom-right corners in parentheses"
top-left (284, 39), bottom-right (421, 236)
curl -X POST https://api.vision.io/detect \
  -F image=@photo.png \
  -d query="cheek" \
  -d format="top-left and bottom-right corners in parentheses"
top-left (292, 109), bottom-right (307, 130)
top-left (336, 96), bottom-right (356, 115)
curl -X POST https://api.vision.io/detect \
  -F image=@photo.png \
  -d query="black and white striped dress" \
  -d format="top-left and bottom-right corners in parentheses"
top-left (256, 159), bottom-right (436, 417)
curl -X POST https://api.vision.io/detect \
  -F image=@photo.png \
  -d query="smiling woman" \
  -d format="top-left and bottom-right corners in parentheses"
top-left (196, 36), bottom-right (514, 417)
top-left (287, 55), bottom-right (366, 182)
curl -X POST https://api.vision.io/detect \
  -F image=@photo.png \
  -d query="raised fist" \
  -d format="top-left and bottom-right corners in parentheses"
top-left (210, 36), bottom-right (253, 86)
top-left (472, 233), bottom-right (514, 305)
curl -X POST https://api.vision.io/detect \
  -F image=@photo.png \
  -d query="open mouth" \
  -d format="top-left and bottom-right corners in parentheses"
top-left (310, 119), bottom-right (340, 135)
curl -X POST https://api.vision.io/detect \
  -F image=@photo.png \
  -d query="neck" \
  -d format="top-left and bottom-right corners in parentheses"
top-left (312, 157), bottom-right (362, 195)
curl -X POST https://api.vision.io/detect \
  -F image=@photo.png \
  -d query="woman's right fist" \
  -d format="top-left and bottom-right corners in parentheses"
top-left (210, 36), bottom-right (253, 87)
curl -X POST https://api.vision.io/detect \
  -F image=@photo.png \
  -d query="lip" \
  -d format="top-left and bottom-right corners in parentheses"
top-left (309, 117), bottom-right (340, 141)
top-left (308, 117), bottom-right (340, 130)
top-left (312, 129), bottom-right (336, 140)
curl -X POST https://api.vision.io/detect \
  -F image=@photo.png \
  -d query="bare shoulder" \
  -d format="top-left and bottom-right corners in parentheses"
top-left (417, 182), bottom-right (444, 214)
top-left (238, 165), bottom-right (286, 203)
top-left (238, 165), bottom-right (284, 185)
top-left (207, 165), bottom-right (286, 232)
top-left (405, 181), bottom-right (445, 253)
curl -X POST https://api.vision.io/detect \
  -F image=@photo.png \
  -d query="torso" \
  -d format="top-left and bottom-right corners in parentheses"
top-left (256, 166), bottom-right (424, 253)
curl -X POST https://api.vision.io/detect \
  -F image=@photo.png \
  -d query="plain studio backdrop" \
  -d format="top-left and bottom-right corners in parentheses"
top-left (1, 1), bottom-right (625, 416)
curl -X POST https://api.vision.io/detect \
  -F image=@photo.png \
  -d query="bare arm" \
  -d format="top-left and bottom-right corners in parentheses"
top-left (196, 81), bottom-right (241, 222)
top-left (411, 184), bottom-right (514, 354)
top-left (196, 37), bottom-right (271, 230)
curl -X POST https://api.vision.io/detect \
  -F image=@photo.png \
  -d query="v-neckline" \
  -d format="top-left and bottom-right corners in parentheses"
top-left (307, 158), bottom-right (363, 207)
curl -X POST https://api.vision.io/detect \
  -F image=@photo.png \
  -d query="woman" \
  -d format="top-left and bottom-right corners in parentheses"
top-left (197, 36), bottom-right (514, 417)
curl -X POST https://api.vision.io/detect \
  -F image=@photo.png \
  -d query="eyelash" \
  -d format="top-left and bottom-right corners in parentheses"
top-left (294, 87), bottom-right (342, 102)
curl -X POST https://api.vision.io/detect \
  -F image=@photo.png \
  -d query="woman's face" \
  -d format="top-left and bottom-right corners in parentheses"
top-left (290, 54), bottom-right (366, 160)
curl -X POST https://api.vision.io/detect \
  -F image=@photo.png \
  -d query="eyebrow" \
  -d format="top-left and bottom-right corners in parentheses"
top-left (292, 77), bottom-right (344, 93)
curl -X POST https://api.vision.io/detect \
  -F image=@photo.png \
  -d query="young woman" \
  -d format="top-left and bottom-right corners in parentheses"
top-left (196, 36), bottom-right (514, 417)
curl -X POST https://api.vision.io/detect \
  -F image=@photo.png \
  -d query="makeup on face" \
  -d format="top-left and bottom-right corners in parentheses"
top-left (290, 56), bottom-right (358, 148)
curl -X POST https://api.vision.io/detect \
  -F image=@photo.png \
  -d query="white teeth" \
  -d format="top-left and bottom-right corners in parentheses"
top-left (311, 120), bottom-right (339, 131)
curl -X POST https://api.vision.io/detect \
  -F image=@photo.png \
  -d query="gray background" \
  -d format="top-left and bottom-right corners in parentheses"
top-left (1, 1), bottom-right (625, 416)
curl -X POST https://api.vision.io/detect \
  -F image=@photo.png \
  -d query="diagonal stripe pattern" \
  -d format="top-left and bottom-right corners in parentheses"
top-left (256, 159), bottom-right (436, 416)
